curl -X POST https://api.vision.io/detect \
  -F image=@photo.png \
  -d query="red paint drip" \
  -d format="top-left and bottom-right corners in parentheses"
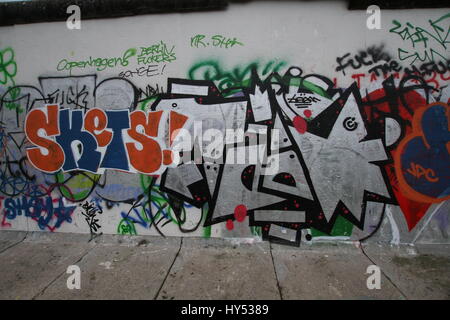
top-left (234, 205), bottom-right (247, 222)
top-left (303, 110), bottom-right (312, 118)
top-left (226, 219), bottom-right (234, 230)
top-left (293, 116), bottom-right (307, 134)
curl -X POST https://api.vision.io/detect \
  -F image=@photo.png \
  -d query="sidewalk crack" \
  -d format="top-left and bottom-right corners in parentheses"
top-left (269, 242), bottom-right (283, 300)
top-left (31, 241), bottom-right (98, 300)
top-left (154, 237), bottom-right (183, 300)
top-left (0, 232), bottom-right (28, 255)
top-left (359, 243), bottom-right (409, 300)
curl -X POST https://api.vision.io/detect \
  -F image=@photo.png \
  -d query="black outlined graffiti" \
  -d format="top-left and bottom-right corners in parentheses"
top-left (80, 200), bottom-right (103, 241)
top-left (1, 58), bottom-right (448, 246)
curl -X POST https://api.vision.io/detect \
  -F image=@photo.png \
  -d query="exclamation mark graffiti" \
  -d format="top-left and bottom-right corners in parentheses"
top-left (162, 111), bottom-right (188, 166)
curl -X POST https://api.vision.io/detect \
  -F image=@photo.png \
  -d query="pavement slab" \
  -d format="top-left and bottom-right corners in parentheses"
top-left (36, 236), bottom-right (181, 300)
top-left (157, 238), bottom-right (280, 300)
top-left (0, 232), bottom-right (95, 300)
top-left (0, 232), bottom-right (449, 300)
top-left (271, 242), bottom-right (405, 299)
top-left (362, 243), bottom-right (450, 299)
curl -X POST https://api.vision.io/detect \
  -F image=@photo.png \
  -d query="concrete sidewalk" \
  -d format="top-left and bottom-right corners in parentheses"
top-left (0, 231), bottom-right (449, 300)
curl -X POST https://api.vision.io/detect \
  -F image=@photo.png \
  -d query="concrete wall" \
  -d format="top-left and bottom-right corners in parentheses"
top-left (0, 1), bottom-right (449, 246)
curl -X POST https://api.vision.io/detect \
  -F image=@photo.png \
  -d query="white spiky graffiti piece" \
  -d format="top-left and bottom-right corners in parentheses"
top-left (249, 86), bottom-right (272, 122)
top-left (163, 162), bottom-right (204, 200)
top-left (290, 90), bottom-right (390, 222)
top-left (276, 85), bottom-right (334, 121)
top-left (270, 115), bottom-right (292, 150)
top-left (212, 144), bottom-right (285, 220)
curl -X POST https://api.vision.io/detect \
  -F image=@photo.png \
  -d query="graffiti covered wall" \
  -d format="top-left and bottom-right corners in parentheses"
top-left (0, 1), bottom-right (449, 246)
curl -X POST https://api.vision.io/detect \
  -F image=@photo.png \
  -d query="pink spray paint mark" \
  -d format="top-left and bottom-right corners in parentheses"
top-left (293, 116), bottom-right (307, 134)
top-left (303, 110), bottom-right (312, 118)
top-left (234, 205), bottom-right (247, 222)
top-left (0, 196), bottom-right (11, 227)
top-left (226, 219), bottom-right (234, 230)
